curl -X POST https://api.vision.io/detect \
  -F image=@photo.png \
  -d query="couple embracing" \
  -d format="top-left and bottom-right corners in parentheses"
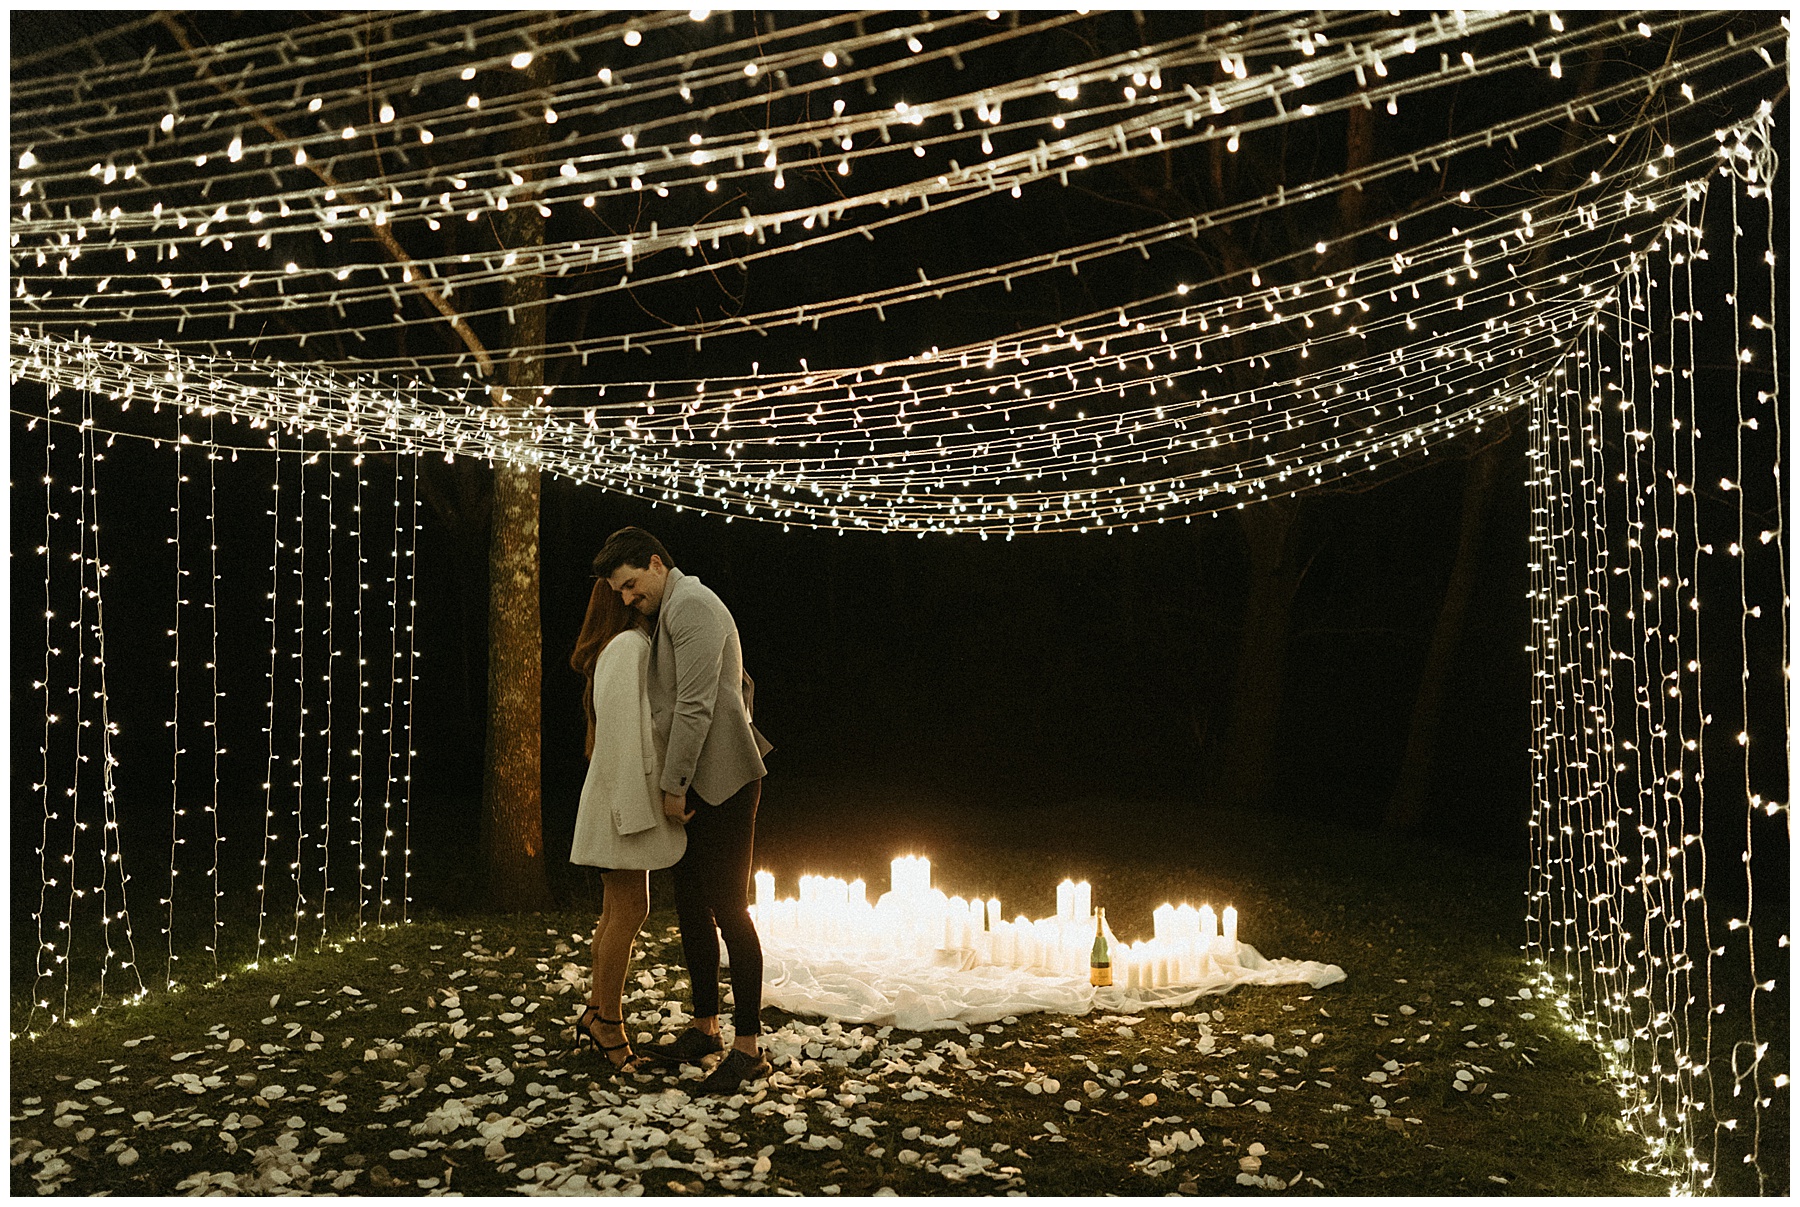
top-left (566, 526), bottom-right (773, 1095)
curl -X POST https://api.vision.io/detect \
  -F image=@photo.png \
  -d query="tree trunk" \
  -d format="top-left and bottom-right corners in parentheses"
top-left (1383, 443), bottom-right (1502, 832)
top-left (1211, 497), bottom-right (1309, 807)
top-left (480, 63), bottom-right (552, 911)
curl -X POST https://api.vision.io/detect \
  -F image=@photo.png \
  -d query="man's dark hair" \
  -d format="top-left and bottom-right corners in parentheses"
top-left (592, 526), bottom-right (674, 579)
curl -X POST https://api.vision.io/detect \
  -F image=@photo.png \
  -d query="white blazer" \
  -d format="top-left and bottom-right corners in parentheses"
top-left (570, 630), bottom-right (686, 870)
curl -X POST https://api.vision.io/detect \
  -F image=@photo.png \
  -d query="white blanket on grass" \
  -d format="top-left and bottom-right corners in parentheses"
top-left (758, 941), bottom-right (1345, 1031)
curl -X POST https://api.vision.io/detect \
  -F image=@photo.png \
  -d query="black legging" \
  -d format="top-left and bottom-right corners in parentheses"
top-left (672, 778), bottom-right (763, 1039)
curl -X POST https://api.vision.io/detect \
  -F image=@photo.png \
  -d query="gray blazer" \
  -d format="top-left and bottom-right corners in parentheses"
top-left (648, 567), bottom-right (772, 804)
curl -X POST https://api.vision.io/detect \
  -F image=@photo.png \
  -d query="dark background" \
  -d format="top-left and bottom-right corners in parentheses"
top-left (10, 7), bottom-right (1782, 911)
top-left (10, 8), bottom-right (1783, 981)
top-left (516, 427), bottom-right (1530, 871)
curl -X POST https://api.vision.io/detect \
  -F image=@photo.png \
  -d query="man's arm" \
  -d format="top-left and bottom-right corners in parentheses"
top-left (659, 593), bottom-right (728, 801)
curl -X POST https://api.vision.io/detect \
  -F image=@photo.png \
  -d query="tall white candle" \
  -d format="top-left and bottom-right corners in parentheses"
top-left (1198, 904), bottom-right (1217, 951)
top-left (755, 870), bottom-right (775, 913)
top-left (1222, 905), bottom-right (1239, 948)
top-left (986, 897), bottom-right (1001, 931)
top-left (1073, 880), bottom-right (1092, 921)
top-left (1056, 879), bottom-right (1075, 921)
top-left (1153, 904), bottom-right (1175, 944)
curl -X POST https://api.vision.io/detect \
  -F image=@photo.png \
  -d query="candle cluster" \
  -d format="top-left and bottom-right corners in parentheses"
top-left (754, 856), bottom-right (1241, 990)
top-left (1115, 903), bottom-right (1240, 992)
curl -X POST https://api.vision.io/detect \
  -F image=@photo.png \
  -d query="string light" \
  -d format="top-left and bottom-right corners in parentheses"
top-left (161, 412), bottom-right (184, 990)
top-left (1524, 115), bottom-right (1782, 1193)
top-left (8, 18), bottom-right (1782, 1191)
top-left (378, 455), bottom-right (404, 923)
top-left (13, 12), bottom-right (1773, 386)
top-left (354, 458), bottom-right (371, 929)
top-left (289, 441), bottom-right (309, 959)
top-left (253, 443), bottom-right (282, 969)
top-left (205, 416), bottom-right (223, 978)
top-left (401, 454), bottom-right (422, 920)
top-left (15, 405), bottom-right (422, 1018)
top-left (81, 388), bottom-right (148, 1014)
top-left (29, 385), bottom-right (64, 1029)
top-left (318, 458), bottom-right (338, 945)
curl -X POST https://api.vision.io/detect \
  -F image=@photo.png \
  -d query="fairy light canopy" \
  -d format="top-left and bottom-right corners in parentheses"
top-left (8, 12), bottom-right (1786, 1195)
top-left (10, 10), bottom-right (1786, 534)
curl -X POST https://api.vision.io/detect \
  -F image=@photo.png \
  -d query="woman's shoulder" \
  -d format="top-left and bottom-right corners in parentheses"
top-left (599, 628), bottom-right (651, 662)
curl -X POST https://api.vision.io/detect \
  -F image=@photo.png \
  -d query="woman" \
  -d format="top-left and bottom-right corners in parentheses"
top-left (568, 578), bottom-right (686, 1073)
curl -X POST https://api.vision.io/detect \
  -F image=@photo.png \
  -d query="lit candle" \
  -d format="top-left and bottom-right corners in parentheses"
top-left (1222, 905), bottom-right (1238, 949)
top-left (849, 878), bottom-right (867, 908)
top-left (1153, 903), bottom-right (1175, 944)
top-left (986, 896), bottom-right (1001, 931)
top-left (1072, 880), bottom-right (1091, 921)
top-left (755, 870), bottom-right (775, 914)
top-left (1056, 879), bottom-right (1075, 921)
top-left (1198, 904), bottom-right (1217, 952)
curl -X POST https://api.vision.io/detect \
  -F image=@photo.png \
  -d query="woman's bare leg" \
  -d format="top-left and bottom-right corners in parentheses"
top-left (589, 870), bottom-right (651, 1026)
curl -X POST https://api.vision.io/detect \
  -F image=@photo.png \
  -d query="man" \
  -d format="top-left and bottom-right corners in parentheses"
top-left (593, 526), bottom-right (774, 1095)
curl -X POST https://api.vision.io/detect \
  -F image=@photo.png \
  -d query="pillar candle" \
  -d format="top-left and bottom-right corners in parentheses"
top-left (1056, 879), bottom-right (1075, 921)
top-left (1073, 880), bottom-right (1091, 921)
top-left (850, 879), bottom-right (867, 908)
top-left (1198, 904), bottom-right (1217, 951)
top-left (1222, 905), bottom-right (1238, 949)
top-left (755, 871), bottom-right (775, 913)
top-left (986, 897), bottom-right (1001, 931)
top-left (1153, 904), bottom-right (1175, 944)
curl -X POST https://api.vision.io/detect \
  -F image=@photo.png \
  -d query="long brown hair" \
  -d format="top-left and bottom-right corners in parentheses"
top-left (570, 579), bottom-right (641, 759)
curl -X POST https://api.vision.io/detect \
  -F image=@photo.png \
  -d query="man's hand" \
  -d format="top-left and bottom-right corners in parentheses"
top-left (663, 791), bottom-right (695, 823)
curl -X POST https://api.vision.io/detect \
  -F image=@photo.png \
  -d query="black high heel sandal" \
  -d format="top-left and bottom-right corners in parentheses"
top-left (574, 1006), bottom-right (644, 1073)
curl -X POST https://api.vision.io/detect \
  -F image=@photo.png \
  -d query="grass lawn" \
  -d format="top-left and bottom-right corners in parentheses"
top-left (12, 779), bottom-right (1674, 1196)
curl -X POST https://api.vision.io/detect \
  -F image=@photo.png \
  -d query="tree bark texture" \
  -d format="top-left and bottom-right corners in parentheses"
top-left (479, 66), bottom-right (552, 911)
top-left (1383, 443), bottom-right (1502, 833)
top-left (1211, 497), bottom-right (1309, 808)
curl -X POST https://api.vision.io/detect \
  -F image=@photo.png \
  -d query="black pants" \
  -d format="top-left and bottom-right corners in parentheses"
top-left (672, 778), bottom-right (763, 1038)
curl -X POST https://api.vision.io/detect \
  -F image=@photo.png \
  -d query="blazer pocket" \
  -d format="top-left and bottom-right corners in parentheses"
top-left (615, 795), bottom-right (658, 836)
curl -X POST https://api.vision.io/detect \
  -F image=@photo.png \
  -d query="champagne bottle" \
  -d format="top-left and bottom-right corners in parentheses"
top-left (1089, 908), bottom-right (1113, 987)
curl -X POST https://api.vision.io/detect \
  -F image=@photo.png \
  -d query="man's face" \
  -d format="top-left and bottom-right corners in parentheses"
top-left (606, 555), bottom-right (669, 617)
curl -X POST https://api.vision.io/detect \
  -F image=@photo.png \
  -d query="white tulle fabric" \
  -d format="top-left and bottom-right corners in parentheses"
top-left (758, 939), bottom-right (1346, 1032)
